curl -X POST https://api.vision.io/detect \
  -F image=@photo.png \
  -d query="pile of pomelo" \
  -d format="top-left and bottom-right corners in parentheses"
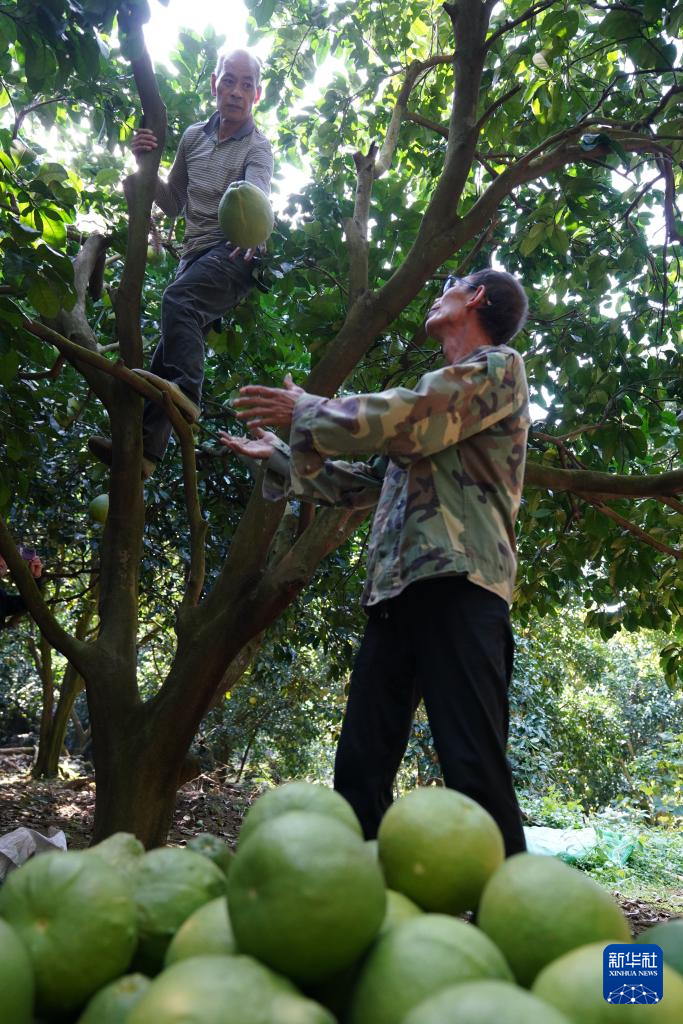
top-left (0, 783), bottom-right (681, 1023)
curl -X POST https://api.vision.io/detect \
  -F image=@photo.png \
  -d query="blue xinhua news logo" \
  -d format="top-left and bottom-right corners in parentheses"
top-left (603, 943), bottom-right (664, 1004)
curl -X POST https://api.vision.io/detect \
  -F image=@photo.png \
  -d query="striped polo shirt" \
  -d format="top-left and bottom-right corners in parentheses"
top-left (154, 111), bottom-right (273, 258)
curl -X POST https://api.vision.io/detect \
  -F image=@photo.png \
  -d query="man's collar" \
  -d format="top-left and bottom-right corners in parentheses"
top-left (203, 111), bottom-right (255, 141)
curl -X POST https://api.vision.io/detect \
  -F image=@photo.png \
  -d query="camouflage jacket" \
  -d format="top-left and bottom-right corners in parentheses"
top-left (263, 344), bottom-right (530, 607)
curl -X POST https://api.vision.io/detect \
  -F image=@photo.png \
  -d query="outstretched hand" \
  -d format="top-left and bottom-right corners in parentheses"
top-left (218, 427), bottom-right (278, 461)
top-left (233, 374), bottom-right (305, 430)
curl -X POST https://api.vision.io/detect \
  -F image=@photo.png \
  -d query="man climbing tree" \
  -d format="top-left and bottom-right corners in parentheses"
top-left (89, 48), bottom-right (273, 478)
top-left (220, 268), bottom-right (530, 855)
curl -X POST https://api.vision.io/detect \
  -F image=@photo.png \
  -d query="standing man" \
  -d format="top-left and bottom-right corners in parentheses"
top-left (90, 48), bottom-right (273, 478)
top-left (219, 269), bottom-right (530, 856)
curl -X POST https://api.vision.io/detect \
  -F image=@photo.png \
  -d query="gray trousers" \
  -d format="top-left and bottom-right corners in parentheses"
top-left (142, 242), bottom-right (253, 461)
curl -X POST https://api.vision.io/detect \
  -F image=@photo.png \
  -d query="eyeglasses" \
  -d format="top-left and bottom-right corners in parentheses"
top-left (442, 274), bottom-right (493, 305)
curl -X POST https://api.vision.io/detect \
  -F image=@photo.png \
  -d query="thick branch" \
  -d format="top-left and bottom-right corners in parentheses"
top-left (524, 460), bottom-right (683, 498)
top-left (344, 143), bottom-right (378, 304)
top-left (115, 3), bottom-right (167, 369)
top-left (375, 55), bottom-right (454, 177)
top-left (581, 497), bottom-right (683, 559)
top-left (159, 393), bottom-right (207, 606)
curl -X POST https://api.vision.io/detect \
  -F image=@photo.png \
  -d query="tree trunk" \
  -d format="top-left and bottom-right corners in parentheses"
top-left (33, 585), bottom-right (97, 778)
top-left (32, 665), bottom-right (84, 778)
top-left (30, 634), bottom-right (54, 779)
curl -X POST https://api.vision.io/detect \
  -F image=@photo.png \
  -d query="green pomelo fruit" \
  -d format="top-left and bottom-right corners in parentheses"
top-left (86, 831), bottom-right (145, 885)
top-left (228, 810), bottom-right (385, 984)
top-left (378, 889), bottom-right (422, 939)
top-left (76, 973), bottom-right (150, 1024)
top-left (307, 891), bottom-right (422, 1020)
top-left (532, 941), bottom-right (683, 1021)
top-left (217, 179), bottom-right (274, 249)
top-left (477, 852), bottom-right (631, 986)
top-left (365, 839), bottom-right (379, 859)
top-left (187, 832), bottom-right (234, 875)
top-left (132, 846), bottom-right (226, 974)
top-left (402, 979), bottom-right (573, 1024)
top-left (126, 953), bottom-right (326, 1024)
top-left (238, 781), bottom-right (362, 847)
top-left (0, 917), bottom-right (34, 1024)
top-left (347, 914), bottom-right (513, 1024)
top-left (636, 919), bottom-right (683, 976)
top-left (377, 786), bottom-right (504, 914)
top-left (89, 492), bottom-right (109, 523)
top-left (164, 896), bottom-right (236, 966)
top-left (0, 850), bottom-right (136, 1016)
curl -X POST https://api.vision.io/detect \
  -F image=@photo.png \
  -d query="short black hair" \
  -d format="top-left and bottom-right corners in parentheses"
top-left (467, 269), bottom-right (528, 346)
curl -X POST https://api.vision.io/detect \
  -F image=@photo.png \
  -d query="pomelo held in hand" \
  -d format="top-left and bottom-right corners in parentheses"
top-left (218, 179), bottom-right (274, 249)
top-left (0, 850), bottom-right (137, 1017)
top-left (532, 941), bottom-right (683, 1021)
top-left (228, 810), bottom-right (385, 984)
top-left (477, 852), bottom-right (631, 987)
top-left (0, 917), bottom-right (34, 1024)
top-left (238, 780), bottom-right (362, 847)
top-left (377, 786), bottom-right (504, 913)
top-left (347, 914), bottom-right (513, 1024)
top-left (403, 979), bottom-right (573, 1024)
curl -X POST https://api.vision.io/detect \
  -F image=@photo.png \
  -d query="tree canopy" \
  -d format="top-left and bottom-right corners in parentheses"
top-left (0, 0), bottom-right (681, 843)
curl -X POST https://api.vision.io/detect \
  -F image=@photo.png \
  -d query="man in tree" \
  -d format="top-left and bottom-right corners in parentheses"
top-left (90, 48), bottom-right (273, 478)
top-left (219, 268), bottom-right (530, 856)
top-left (0, 550), bottom-right (43, 631)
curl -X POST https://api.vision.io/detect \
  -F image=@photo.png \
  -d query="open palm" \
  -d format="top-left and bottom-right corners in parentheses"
top-left (218, 428), bottom-right (277, 461)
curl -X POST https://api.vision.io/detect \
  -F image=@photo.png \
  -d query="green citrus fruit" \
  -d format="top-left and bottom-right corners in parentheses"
top-left (0, 850), bottom-right (136, 1016)
top-left (76, 973), bottom-right (150, 1024)
top-left (347, 914), bottom-right (513, 1024)
top-left (238, 781), bottom-right (363, 847)
top-left (164, 896), bottom-right (236, 966)
top-left (307, 890), bottom-right (422, 1021)
top-left (377, 786), bottom-right (504, 914)
top-left (132, 846), bottom-right (226, 974)
top-left (403, 978), bottom-right (573, 1024)
top-left (86, 831), bottom-right (145, 885)
top-left (636, 919), bottom-right (683, 976)
top-left (187, 832), bottom-right (234, 875)
top-left (126, 954), bottom-right (334, 1024)
top-left (0, 918), bottom-right (34, 1024)
top-left (532, 941), bottom-right (683, 1021)
top-left (218, 180), bottom-right (274, 249)
top-left (477, 853), bottom-right (631, 987)
top-left (378, 889), bottom-right (422, 938)
top-left (89, 493), bottom-right (109, 524)
top-left (228, 810), bottom-right (385, 983)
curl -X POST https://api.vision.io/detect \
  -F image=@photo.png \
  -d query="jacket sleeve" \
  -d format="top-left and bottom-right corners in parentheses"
top-left (289, 349), bottom-right (529, 478)
top-left (261, 437), bottom-right (385, 510)
top-left (154, 132), bottom-right (189, 217)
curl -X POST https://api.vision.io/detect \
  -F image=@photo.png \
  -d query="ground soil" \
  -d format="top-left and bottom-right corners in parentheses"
top-left (0, 753), bottom-right (677, 936)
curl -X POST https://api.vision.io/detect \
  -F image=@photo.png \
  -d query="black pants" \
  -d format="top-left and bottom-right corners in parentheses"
top-left (142, 242), bottom-right (252, 461)
top-left (333, 576), bottom-right (526, 856)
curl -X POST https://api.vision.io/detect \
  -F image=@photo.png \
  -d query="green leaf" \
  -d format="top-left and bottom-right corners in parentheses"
top-left (27, 278), bottom-right (62, 318)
